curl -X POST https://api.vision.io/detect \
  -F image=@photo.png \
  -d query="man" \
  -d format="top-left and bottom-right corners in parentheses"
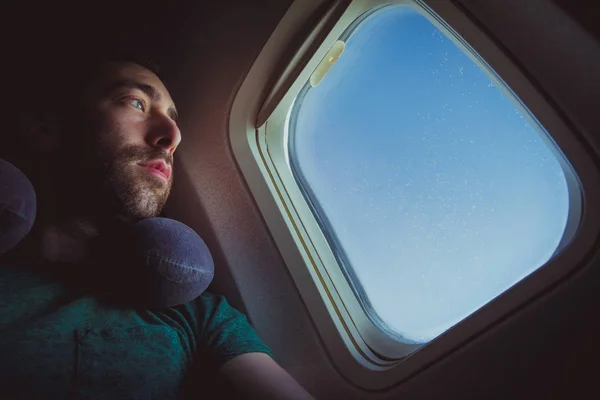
top-left (0, 56), bottom-right (314, 399)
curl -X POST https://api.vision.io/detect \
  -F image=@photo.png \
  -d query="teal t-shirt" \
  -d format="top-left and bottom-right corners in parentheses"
top-left (0, 262), bottom-right (273, 399)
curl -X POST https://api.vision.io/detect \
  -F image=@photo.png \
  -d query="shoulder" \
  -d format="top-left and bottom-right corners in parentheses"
top-left (179, 292), bottom-right (274, 367)
top-left (181, 292), bottom-right (251, 339)
top-left (180, 292), bottom-right (234, 324)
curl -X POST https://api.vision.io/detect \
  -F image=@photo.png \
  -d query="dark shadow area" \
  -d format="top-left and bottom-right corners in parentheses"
top-left (553, 0), bottom-right (600, 42)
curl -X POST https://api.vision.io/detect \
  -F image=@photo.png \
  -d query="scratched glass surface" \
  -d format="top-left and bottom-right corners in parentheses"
top-left (289, 6), bottom-right (570, 342)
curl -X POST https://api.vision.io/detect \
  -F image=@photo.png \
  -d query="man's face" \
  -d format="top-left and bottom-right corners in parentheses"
top-left (72, 62), bottom-right (181, 222)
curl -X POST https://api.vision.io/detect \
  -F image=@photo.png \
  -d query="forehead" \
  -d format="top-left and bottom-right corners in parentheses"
top-left (91, 62), bottom-right (175, 106)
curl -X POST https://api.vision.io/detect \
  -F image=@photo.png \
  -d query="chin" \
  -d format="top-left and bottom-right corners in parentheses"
top-left (116, 178), bottom-right (170, 221)
top-left (130, 191), bottom-right (166, 219)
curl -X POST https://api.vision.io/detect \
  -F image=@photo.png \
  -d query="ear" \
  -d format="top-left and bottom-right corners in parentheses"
top-left (18, 112), bottom-right (59, 155)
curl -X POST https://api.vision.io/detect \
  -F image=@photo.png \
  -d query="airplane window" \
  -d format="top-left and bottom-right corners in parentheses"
top-left (288, 6), bottom-right (574, 343)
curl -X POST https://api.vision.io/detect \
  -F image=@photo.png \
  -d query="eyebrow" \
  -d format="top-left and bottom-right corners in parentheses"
top-left (107, 79), bottom-right (179, 122)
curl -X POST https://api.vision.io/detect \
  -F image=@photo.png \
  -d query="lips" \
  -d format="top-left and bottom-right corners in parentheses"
top-left (138, 160), bottom-right (171, 181)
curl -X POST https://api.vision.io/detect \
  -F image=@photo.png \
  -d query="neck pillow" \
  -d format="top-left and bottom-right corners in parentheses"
top-left (0, 158), bottom-right (214, 309)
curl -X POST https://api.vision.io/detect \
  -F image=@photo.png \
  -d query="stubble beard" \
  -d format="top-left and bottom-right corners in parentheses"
top-left (98, 144), bottom-right (173, 222)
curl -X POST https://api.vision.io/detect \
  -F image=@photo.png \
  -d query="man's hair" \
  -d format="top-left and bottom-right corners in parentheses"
top-left (4, 51), bottom-right (164, 164)
top-left (55, 51), bottom-right (164, 115)
top-left (11, 50), bottom-right (162, 121)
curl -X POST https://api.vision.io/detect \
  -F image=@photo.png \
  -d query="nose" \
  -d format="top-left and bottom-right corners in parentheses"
top-left (147, 114), bottom-right (182, 155)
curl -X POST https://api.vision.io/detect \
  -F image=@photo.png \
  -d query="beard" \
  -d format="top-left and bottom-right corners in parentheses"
top-left (54, 134), bottom-right (174, 224)
top-left (97, 145), bottom-right (173, 221)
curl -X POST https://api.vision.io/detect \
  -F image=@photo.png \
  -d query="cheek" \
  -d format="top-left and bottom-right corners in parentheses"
top-left (91, 109), bottom-right (147, 152)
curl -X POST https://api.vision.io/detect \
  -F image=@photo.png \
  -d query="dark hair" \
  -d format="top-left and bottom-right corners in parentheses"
top-left (3, 51), bottom-right (164, 165)
top-left (58, 51), bottom-right (164, 111)
top-left (17, 49), bottom-right (162, 113)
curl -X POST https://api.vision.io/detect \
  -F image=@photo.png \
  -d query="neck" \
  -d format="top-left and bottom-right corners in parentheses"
top-left (6, 209), bottom-right (130, 266)
top-left (27, 161), bottom-right (133, 263)
top-left (39, 209), bottom-right (136, 263)
top-left (40, 218), bottom-right (100, 263)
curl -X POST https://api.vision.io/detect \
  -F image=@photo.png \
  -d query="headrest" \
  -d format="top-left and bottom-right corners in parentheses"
top-left (0, 159), bottom-right (37, 254)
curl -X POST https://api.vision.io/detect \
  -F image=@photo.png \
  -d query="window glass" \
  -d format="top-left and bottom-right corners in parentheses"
top-left (289, 6), bottom-right (573, 343)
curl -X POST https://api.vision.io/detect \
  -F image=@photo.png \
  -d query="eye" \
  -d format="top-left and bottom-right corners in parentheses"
top-left (125, 97), bottom-right (146, 112)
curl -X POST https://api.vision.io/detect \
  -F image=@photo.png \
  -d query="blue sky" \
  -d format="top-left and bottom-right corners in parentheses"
top-left (290, 6), bottom-right (570, 343)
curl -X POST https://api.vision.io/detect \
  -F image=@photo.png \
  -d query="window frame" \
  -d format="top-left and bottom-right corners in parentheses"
top-left (230, 0), bottom-right (600, 390)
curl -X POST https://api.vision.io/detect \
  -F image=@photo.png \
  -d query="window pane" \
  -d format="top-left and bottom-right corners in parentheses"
top-left (289, 6), bottom-right (573, 343)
